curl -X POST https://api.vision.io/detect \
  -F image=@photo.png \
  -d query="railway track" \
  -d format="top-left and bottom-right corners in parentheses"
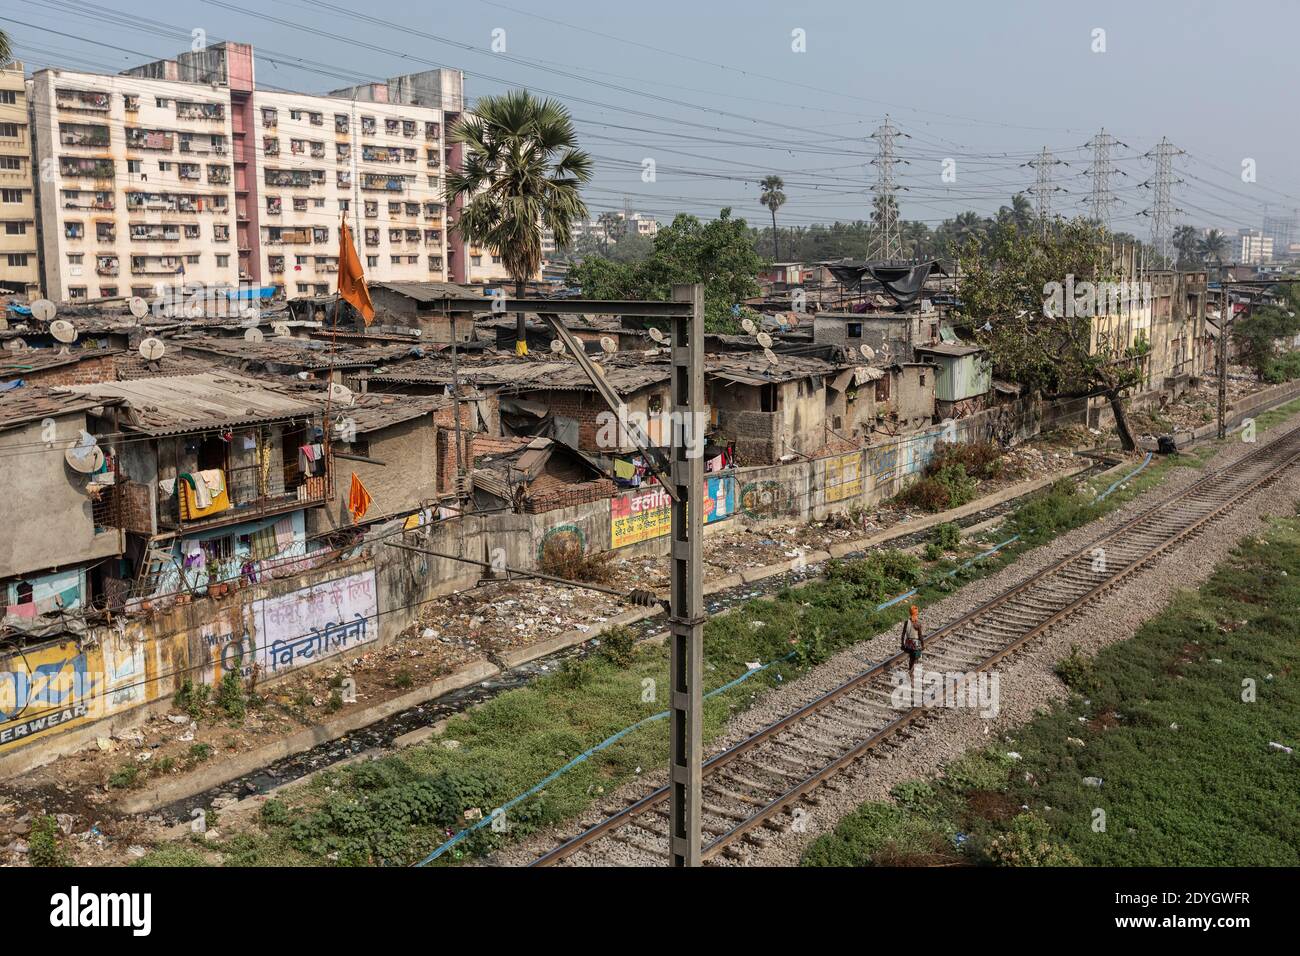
top-left (530, 424), bottom-right (1300, 866)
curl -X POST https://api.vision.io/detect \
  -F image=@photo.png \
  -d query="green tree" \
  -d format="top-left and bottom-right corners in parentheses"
top-left (569, 208), bottom-right (763, 331)
top-left (759, 175), bottom-right (787, 261)
top-left (446, 90), bottom-right (592, 355)
top-left (1172, 224), bottom-right (1200, 270)
top-left (0, 30), bottom-right (11, 67)
top-left (961, 218), bottom-right (1145, 450)
top-left (597, 210), bottom-right (623, 251)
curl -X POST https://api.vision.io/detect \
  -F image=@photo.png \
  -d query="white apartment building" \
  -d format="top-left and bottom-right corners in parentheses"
top-left (29, 68), bottom-right (239, 301)
top-left (253, 90), bottom-right (449, 296)
top-left (0, 62), bottom-right (40, 297)
top-left (1236, 228), bottom-right (1274, 266)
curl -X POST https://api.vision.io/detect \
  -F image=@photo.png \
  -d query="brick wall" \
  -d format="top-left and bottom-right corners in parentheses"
top-left (16, 354), bottom-right (118, 387)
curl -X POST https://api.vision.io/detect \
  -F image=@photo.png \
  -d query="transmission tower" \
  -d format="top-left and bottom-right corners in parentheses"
top-left (1083, 128), bottom-right (1128, 230)
top-left (869, 115), bottom-right (906, 261)
top-left (1024, 147), bottom-right (1068, 234)
top-left (1140, 137), bottom-right (1184, 267)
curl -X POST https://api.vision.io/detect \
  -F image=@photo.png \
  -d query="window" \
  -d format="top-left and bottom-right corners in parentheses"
top-left (155, 97), bottom-right (169, 108)
top-left (127, 159), bottom-right (142, 173)
top-left (68, 254), bottom-right (84, 264)
top-left (846, 322), bottom-right (862, 338)
top-left (0, 123), bottom-right (19, 138)
top-left (313, 198), bottom-right (325, 208)
top-left (760, 384), bottom-right (777, 412)
top-left (289, 109), bottom-right (303, 120)
top-left (366, 255), bottom-right (378, 267)
top-left (100, 286), bottom-right (117, 297)
top-left (185, 254), bottom-right (200, 264)
top-left (338, 199), bottom-right (349, 212)
top-left (0, 156), bottom-right (20, 169)
top-left (470, 255), bottom-right (481, 266)
top-left (158, 161), bottom-right (172, 171)
top-left (4, 221), bottom-right (25, 235)
top-left (0, 91), bottom-right (16, 105)
top-left (6, 253), bottom-right (28, 266)
top-left (918, 372), bottom-right (926, 386)
top-left (216, 254), bottom-right (229, 267)
top-left (68, 286), bottom-right (87, 300)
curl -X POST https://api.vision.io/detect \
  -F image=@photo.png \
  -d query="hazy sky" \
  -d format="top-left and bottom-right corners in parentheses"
top-left (8, 0), bottom-right (1298, 236)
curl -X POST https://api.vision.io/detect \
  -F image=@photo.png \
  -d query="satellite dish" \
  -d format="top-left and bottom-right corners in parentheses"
top-left (648, 327), bottom-right (666, 344)
top-left (30, 299), bottom-right (57, 323)
top-left (327, 381), bottom-right (353, 405)
top-left (5, 337), bottom-right (27, 351)
top-left (245, 327), bottom-right (265, 343)
top-left (184, 300), bottom-right (204, 319)
top-left (50, 320), bottom-right (78, 344)
top-left (763, 347), bottom-right (778, 366)
top-left (740, 317), bottom-right (756, 335)
top-left (859, 344), bottom-right (875, 361)
top-left (64, 430), bottom-right (104, 474)
top-left (138, 337), bottom-right (166, 361)
top-left (756, 331), bottom-right (773, 349)
top-left (599, 336), bottom-right (616, 353)
top-left (549, 338), bottom-right (565, 354)
top-left (271, 322), bottom-right (290, 337)
top-left (128, 296), bottom-right (149, 318)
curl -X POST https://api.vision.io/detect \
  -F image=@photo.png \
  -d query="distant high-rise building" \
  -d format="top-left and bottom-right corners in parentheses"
top-left (1262, 211), bottom-right (1297, 260)
top-left (0, 61), bottom-right (42, 297)
top-left (26, 43), bottom-right (468, 302)
top-left (1235, 228), bottom-right (1274, 265)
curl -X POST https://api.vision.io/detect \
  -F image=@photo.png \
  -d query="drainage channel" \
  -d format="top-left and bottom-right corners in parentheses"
top-left (157, 456), bottom-right (1115, 823)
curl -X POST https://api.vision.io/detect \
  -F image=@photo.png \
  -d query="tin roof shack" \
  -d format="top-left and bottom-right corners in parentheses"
top-left (60, 373), bottom-right (331, 597)
top-left (504, 357), bottom-right (674, 455)
top-left (913, 343), bottom-right (991, 418)
top-left (472, 436), bottom-right (614, 514)
top-left (707, 353), bottom-right (852, 464)
top-left (368, 281), bottom-right (485, 342)
top-left (813, 311), bottom-right (941, 357)
top-left (0, 389), bottom-right (127, 623)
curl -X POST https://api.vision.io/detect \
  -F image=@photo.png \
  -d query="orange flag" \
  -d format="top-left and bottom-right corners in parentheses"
top-left (337, 218), bottom-right (375, 325)
top-left (348, 472), bottom-right (373, 522)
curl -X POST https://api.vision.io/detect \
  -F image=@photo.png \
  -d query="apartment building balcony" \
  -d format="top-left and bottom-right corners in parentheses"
top-left (60, 158), bottom-right (115, 180)
top-left (176, 101), bottom-right (225, 121)
top-left (96, 258), bottom-right (119, 276)
top-left (130, 257), bottom-right (185, 275)
top-left (55, 89), bottom-right (111, 112)
top-left (360, 174), bottom-right (407, 192)
top-left (59, 123), bottom-right (110, 148)
top-left (125, 128), bottom-right (175, 151)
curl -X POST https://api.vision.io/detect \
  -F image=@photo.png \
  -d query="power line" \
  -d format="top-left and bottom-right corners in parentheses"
top-left (1140, 136), bottom-right (1184, 267)
top-left (1024, 147), bottom-right (1068, 233)
top-left (1083, 128), bottom-right (1128, 230)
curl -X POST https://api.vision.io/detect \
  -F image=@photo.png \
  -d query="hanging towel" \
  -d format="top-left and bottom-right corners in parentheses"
top-left (613, 458), bottom-right (636, 480)
top-left (348, 472), bottom-right (373, 522)
top-left (191, 472), bottom-right (212, 510)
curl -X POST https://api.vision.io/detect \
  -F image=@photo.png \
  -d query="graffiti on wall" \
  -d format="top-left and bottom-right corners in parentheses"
top-left (537, 523), bottom-right (585, 564)
top-left (610, 476), bottom-right (735, 548)
top-left (253, 569), bottom-right (378, 675)
top-left (824, 453), bottom-right (864, 503)
top-left (739, 479), bottom-right (791, 520)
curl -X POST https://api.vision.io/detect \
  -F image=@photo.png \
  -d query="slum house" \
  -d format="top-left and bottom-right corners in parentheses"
top-left (0, 348), bottom-right (124, 388)
top-left (472, 435), bottom-right (614, 514)
top-left (503, 357), bottom-right (674, 455)
top-left (912, 343), bottom-right (992, 418)
top-left (296, 390), bottom-right (467, 531)
top-left (0, 388), bottom-right (128, 630)
top-left (59, 372), bottom-right (331, 604)
top-left (366, 281), bottom-right (487, 342)
top-left (173, 335), bottom-right (420, 380)
top-left (706, 352), bottom-right (864, 464)
top-left (813, 310), bottom-right (942, 359)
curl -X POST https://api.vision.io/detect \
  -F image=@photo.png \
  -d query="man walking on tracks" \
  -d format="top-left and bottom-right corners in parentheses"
top-left (900, 604), bottom-right (924, 676)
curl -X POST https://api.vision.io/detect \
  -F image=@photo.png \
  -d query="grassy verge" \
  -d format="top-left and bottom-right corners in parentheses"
top-left (134, 409), bottom-right (1298, 867)
top-left (803, 511), bottom-right (1300, 867)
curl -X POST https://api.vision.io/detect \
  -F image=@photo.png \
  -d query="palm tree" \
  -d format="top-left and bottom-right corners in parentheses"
top-left (759, 175), bottom-right (786, 261)
top-left (0, 30), bottom-right (11, 67)
top-left (1198, 229), bottom-right (1229, 265)
top-left (446, 90), bottom-right (592, 355)
top-left (597, 210), bottom-right (623, 251)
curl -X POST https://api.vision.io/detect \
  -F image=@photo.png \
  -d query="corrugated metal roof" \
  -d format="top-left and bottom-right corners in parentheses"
top-left (0, 387), bottom-right (124, 433)
top-left (61, 373), bottom-right (321, 436)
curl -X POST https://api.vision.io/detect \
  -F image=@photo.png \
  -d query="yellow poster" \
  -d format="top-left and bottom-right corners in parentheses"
top-left (825, 452), bottom-right (863, 503)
